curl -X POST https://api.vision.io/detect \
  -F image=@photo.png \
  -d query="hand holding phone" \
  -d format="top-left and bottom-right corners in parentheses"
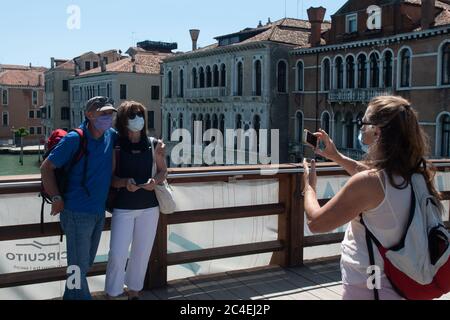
top-left (303, 129), bottom-right (318, 148)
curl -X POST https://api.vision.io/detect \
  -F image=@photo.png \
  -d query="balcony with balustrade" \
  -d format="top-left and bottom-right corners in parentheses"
top-left (328, 88), bottom-right (394, 103)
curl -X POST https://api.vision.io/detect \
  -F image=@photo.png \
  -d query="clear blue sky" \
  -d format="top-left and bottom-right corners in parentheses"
top-left (0, 0), bottom-right (347, 68)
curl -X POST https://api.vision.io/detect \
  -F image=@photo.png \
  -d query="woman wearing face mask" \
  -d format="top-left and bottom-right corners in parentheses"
top-left (302, 96), bottom-right (441, 300)
top-left (105, 101), bottom-right (167, 300)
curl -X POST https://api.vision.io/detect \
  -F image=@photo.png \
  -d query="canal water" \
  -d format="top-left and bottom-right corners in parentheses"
top-left (0, 154), bottom-right (42, 176)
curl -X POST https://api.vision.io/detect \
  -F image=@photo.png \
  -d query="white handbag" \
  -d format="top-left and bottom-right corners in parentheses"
top-left (150, 137), bottom-right (176, 214)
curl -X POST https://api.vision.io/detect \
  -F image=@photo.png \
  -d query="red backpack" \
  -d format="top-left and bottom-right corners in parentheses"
top-left (361, 173), bottom-right (450, 300)
top-left (40, 128), bottom-right (89, 235)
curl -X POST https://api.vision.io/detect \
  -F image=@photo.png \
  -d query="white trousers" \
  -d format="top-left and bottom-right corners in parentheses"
top-left (105, 207), bottom-right (159, 297)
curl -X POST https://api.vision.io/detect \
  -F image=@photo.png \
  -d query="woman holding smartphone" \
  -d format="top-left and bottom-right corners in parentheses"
top-left (105, 101), bottom-right (167, 300)
top-left (302, 96), bottom-right (441, 300)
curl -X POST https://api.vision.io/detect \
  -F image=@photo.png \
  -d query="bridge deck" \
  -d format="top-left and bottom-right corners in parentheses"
top-left (92, 258), bottom-right (450, 301)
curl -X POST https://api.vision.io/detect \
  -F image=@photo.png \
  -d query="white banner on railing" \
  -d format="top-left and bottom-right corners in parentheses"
top-left (0, 172), bottom-right (448, 300)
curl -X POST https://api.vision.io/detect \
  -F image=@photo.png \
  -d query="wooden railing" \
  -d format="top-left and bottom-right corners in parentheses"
top-left (0, 161), bottom-right (449, 290)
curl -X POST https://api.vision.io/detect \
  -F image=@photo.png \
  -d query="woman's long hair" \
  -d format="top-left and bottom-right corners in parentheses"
top-left (115, 100), bottom-right (148, 141)
top-left (365, 96), bottom-right (441, 199)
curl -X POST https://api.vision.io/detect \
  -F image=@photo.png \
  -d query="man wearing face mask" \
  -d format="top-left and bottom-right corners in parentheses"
top-left (105, 101), bottom-right (167, 300)
top-left (41, 96), bottom-right (117, 300)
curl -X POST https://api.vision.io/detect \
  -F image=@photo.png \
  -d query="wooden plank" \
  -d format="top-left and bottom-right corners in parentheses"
top-left (149, 284), bottom-right (185, 300)
top-left (167, 240), bottom-right (284, 266)
top-left (287, 267), bottom-right (342, 300)
top-left (226, 266), bottom-right (290, 300)
top-left (270, 176), bottom-right (290, 266)
top-left (0, 262), bottom-right (107, 289)
top-left (290, 172), bottom-right (304, 266)
top-left (168, 278), bottom-right (213, 300)
top-left (246, 266), bottom-right (325, 300)
top-left (166, 203), bottom-right (285, 225)
top-left (303, 232), bottom-right (345, 247)
top-left (146, 213), bottom-right (168, 289)
top-left (187, 273), bottom-right (241, 300)
top-left (0, 218), bottom-right (112, 242)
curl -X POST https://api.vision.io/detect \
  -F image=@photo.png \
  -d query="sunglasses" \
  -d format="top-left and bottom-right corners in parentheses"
top-left (128, 111), bottom-right (144, 120)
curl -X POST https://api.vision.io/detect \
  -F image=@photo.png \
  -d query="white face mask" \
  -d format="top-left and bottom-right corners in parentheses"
top-left (358, 131), bottom-right (369, 153)
top-left (128, 116), bottom-right (145, 132)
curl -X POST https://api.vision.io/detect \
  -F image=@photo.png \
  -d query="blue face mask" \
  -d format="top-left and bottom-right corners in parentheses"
top-left (93, 114), bottom-right (113, 132)
top-left (358, 131), bottom-right (369, 153)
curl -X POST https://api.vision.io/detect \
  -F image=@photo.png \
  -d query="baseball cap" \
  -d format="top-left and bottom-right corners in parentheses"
top-left (85, 96), bottom-right (117, 113)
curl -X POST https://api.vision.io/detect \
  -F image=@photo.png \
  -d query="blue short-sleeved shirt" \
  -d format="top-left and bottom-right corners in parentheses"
top-left (48, 122), bottom-right (117, 215)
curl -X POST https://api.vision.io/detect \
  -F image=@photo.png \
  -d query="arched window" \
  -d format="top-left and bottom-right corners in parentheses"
top-left (357, 54), bottom-right (367, 88)
top-left (400, 48), bottom-right (411, 88)
top-left (212, 114), bottom-right (219, 129)
top-left (295, 112), bottom-right (303, 142)
top-left (219, 114), bottom-right (225, 135)
top-left (236, 62), bottom-right (243, 96)
top-left (441, 43), bottom-right (450, 85)
top-left (206, 66), bottom-right (212, 87)
top-left (213, 65), bottom-right (219, 87)
top-left (335, 57), bottom-right (344, 89)
top-left (253, 115), bottom-right (261, 152)
top-left (220, 64), bottom-right (226, 87)
top-left (192, 68), bottom-right (198, 88)
top-left (383, 51), bottom-right (393, 88)
top-left (334, 112), bottom-right (343, 148)
top-left (277, 60), bottom-right (287, 93)
top-left (370, 52), bottom-right (380, 88)
top-left (192, 114), bottom-right (197, 144)
top-left (179, 113), bottom-right (183, 130)
top-left (440, 114), bottom-right (450, 158)
top-left (321, 112), bottom-right (331, 135)
top-left (198, 114), bottom-right (204, 133)
top-left (254, 60), bottom-right (262, 96)
top-left (179, 69), bottom-right (184, 97)
top-left (323, 59), bottom-right (331, 91)
top-left (167, 71), bottom-right (173, 98)
top-left (167, 113), bottom-right (172, 140)
top-left (344, 112), bottom-right (354, 149)
top-left (199, 67), bottom-right (205, 88)
top-left (296, 60), bottom-right (304, 91)
top-left (236, 114), bottom-right (242, 129)
top-left (346, 56), bottom-right (355, 89)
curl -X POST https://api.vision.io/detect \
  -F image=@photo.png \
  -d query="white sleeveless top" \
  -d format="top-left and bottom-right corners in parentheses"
top-left (340, 170), bottom-right (412, 285)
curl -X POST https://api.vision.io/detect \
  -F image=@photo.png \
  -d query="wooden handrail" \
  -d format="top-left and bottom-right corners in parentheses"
top-left (167, 241), bottom-right (284, 266)
top-left (0, 162), bottom-right (449, 291)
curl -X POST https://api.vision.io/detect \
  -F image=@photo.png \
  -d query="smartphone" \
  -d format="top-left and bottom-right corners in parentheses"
top-left (303, 129), bottom-right (318, 148)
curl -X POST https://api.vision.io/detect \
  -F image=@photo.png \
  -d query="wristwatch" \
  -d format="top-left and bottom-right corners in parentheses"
top-left (51, 195), bottom-right (63, 203)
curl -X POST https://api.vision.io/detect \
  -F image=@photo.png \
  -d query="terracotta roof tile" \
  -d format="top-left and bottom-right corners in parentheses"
top-left (0, 68), bottom-right (45, 87)
top-left (79, 53), bottom-right (171, 76)
top-left (54, 60), bottom-right (75, 71)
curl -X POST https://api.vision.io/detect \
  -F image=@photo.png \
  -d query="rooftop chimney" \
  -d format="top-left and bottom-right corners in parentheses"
top-left (74, 61), bottom-right (80, 77)
top-left (421, 0), bottom-right (436, 30)
top-left (266, 17), bottom-right (272, 25)
top-left (258, 20), bottom-right (263, 28)
top-left (98, 54), bottom-right (106, 72)
top-left (51, 57), bottom-right (55, 69)
top-left (190, 29), bottom-right (200, 51)
top-left (38, 74), bottom-right (42, 86)
top-left (307, 6), bottom-right (326, 47)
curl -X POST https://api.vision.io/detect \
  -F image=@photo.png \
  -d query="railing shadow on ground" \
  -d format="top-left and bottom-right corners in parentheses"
top-left (0, 161), bottom-right (449, 293)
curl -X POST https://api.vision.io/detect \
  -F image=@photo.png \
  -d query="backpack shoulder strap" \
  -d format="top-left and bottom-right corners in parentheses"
top-left (68, 128), bottom-right (90, 197)
top-left (149, 137), bottom-right (157, 179)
